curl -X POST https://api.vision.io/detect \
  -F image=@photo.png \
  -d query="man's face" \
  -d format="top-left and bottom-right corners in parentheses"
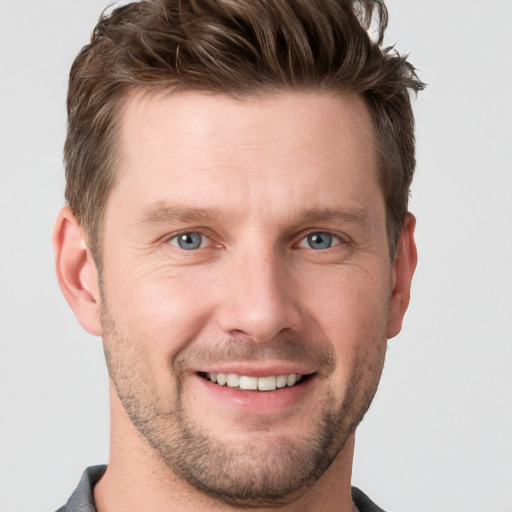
top-left (98, 91), bottom-right (410, 506)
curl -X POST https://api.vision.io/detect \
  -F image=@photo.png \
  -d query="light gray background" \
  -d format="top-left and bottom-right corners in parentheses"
top-left (1, 1), bottom-right (511, 511)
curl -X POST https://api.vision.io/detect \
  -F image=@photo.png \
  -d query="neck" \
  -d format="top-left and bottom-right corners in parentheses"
top-left (94, 386), bottom-right (357, 512)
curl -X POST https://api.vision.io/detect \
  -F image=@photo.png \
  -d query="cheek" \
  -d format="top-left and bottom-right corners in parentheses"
top-left (102, 264), bottom-right (217, 363)
top-left (298, 264), bottom-right (390, 383)
top-left (100, 270), bottom-right (215, 409)
top-left (300, 263), bottom-right (391, 339)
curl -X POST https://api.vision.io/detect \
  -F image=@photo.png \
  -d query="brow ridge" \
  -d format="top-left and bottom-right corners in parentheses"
top-left (138, 201), bottom-right (226, 227)
top-left (138, 202), bottom-right (370, 230)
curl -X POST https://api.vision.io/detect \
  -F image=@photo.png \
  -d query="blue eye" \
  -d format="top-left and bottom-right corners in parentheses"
top-left (170, 232), bottom-right (204, 250)
top-left (299, 232), bottom-right (339, 250)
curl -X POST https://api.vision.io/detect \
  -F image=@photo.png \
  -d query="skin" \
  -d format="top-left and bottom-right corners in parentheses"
top-left (53, 91), bottom-right (417, 512)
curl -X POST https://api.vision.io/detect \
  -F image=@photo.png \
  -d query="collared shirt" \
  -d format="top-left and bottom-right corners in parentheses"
top-left (56, 465), bottom-right (387, 512)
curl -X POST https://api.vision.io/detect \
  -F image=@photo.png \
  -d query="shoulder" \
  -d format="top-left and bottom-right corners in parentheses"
top-left (55, 465), bottom-right (107, 512)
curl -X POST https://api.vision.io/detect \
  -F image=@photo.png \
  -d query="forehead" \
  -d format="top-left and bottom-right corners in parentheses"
top-left (110, 90), bottom-right (380, 223)
top-left (120, 90), bottom-right (375, 165)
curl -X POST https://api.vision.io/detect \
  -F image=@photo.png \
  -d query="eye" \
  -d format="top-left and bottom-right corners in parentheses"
top-left (298, 232), bottom-right (341, 250)
top-left (169, 232), bottom-right (207, 250)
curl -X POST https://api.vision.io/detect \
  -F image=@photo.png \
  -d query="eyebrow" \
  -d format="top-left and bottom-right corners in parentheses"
top-left (138, 201), bottom-right (226, 228)
top-left (294, 206), bottom-right (370, 227)
top-left (138, 202), bottom-right (370, 229)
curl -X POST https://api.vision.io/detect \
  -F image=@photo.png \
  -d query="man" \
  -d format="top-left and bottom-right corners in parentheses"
top-left (53, 0), bottom-right (423, 510)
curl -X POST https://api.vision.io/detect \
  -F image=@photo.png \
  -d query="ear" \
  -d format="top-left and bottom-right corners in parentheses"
top-left (53, 206), bottom-right (103, 336)
top-left (387, 213), bottom-right (418, 339)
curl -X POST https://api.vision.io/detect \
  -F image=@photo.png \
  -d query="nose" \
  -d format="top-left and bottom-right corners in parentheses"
top-left (215, 248), bottom-right (302, 343)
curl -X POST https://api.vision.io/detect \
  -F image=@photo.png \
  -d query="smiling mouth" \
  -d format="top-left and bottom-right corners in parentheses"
top-left (200, 372), bottom-right (311, 391)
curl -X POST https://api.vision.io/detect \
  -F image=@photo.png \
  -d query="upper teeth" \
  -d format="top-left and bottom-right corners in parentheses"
top-left (206, 372), bottom-right (302, 391)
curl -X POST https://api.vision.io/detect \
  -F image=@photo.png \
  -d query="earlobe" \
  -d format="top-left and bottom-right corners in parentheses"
top-left (53, 206), bottom-right (103, 336)
top-left (386, 213), bottom-right (418, 339)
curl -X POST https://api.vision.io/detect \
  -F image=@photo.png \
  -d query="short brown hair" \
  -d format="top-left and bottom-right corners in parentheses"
top-left (64, 0), bottom-right (424, 262)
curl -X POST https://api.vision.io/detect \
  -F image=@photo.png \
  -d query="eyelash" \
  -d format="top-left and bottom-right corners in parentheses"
top-left (296, 231), bottom-right (344, 250)
top-left (168, 231), bottom-right (213, 250)
top-left (166, 230), bottom-right (348, 252)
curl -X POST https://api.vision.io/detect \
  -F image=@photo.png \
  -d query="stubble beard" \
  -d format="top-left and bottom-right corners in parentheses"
top-left (101, 303), bottom-right (386, 508)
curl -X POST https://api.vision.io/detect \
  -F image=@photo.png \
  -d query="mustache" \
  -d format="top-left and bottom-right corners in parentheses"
top-left (172, 335), bottom-right (336, 375)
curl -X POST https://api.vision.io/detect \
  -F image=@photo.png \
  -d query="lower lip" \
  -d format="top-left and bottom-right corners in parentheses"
top-left (194, 374), bottom-right (315, 414)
